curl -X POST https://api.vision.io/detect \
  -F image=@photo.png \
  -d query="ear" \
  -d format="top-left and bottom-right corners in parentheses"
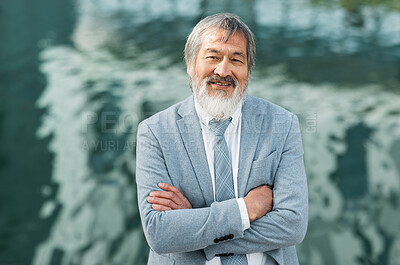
top-left (186, 59), bottom-right (190, 75)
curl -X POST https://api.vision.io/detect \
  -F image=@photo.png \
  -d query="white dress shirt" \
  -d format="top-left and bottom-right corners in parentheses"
top-left (194, 99), bottom-right (267, 265)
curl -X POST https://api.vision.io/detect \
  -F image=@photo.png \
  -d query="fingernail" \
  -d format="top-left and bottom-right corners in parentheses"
top-left (149, 192), bottom-right (154, 196)
top-left (158, 183), bottom-right (165, 187)
top-left (147, 197), bottom-right (153, 202)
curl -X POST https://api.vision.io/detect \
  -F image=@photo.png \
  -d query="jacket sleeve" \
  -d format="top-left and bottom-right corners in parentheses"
top-left (204, 114), bottom-right (308, 259)
top-left (136, 121), bottom-right (245, 254)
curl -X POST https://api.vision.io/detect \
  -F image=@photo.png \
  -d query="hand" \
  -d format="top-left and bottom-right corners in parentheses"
top-left (147, 182), bottom-right (192, 211)
top-left (244, 185), bottom-right (273, 222)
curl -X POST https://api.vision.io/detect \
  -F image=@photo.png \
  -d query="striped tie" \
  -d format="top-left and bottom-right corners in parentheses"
top-left (209, 118), bottom-right (248, 265)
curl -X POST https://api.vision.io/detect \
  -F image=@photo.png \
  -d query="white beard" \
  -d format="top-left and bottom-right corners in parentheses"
top-left (192, 75), bottom-right (247, 121)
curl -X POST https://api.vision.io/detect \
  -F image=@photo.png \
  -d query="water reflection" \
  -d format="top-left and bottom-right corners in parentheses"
top-left (0, 0), bottom-right (75, 264)
top-left (3, 0), bottom-right (400, 264)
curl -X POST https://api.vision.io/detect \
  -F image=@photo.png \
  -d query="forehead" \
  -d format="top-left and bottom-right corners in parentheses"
top-left (200, 28), bottom-right (247, 54)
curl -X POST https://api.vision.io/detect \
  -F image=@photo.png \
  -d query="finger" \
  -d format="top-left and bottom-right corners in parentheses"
top-left (158, 183), bottom-right (187, 200)
top-left (151, 204), bottom-right (172, 211)
top-left (149, 191), bottom-right (175, 199)
top-left (149, 191), bottom-right (183, 206)
top-left (147, 196), bottom-right (178, 209)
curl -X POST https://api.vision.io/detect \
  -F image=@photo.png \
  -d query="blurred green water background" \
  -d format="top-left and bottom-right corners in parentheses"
top-left (1, 0), bottom-right (400, 264)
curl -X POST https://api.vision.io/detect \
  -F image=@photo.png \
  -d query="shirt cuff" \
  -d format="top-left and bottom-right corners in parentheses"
top-left (236, 198), bottom-right (250, 231)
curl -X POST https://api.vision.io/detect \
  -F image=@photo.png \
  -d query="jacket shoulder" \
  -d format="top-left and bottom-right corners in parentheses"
top-left (246, 94), bottom-right (294, 118)
top-left (138, 96), bottom-right (192, 131)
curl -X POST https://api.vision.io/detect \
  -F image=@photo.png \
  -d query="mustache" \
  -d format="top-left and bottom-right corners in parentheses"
top-left (205, 75), bottom-right (238, 87)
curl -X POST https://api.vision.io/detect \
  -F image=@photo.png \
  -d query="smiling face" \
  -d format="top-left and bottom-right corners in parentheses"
top-left (189, 28), bottom-right (249, 98)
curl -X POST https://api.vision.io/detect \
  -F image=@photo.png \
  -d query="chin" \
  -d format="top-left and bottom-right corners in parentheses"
top-left (209, 89), bottom-right (231, 98)
top-left (194, 79), bottom-right (247, 120)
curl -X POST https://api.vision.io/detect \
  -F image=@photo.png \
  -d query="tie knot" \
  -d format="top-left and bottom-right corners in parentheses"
top-left (209, 118), bottom-right (232, 136)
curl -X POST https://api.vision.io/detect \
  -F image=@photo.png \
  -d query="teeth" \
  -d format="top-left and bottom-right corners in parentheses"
top-left (215, 82), bottom-right (229, 86)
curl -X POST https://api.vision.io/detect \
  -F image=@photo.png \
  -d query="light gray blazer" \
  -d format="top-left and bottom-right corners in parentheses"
top-left (136, 95), bottom-right (308, 265)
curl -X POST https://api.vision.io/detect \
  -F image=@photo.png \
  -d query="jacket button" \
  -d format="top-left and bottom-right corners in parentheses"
top-left (214, 238), bottom-right (220, 243)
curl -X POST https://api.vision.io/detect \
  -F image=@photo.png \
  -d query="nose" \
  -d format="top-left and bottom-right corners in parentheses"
top-left (214, 58), bottom-right (232, 77)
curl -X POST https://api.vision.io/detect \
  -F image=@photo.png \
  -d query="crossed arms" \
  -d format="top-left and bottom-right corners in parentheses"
top-left (135, 114), bottom-right (308, 258)
top-left (147, 182), bottom-right (272, 222)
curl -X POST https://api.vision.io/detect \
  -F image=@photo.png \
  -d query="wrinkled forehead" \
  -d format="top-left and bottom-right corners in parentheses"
top-left (199, 28), bottom-right (248, 56)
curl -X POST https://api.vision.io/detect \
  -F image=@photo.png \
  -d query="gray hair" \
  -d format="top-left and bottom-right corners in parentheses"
top-left (184, 13), bottom-right (256, 75)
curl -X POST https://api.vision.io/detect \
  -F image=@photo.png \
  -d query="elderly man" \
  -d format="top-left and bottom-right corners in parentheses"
top-left (136, 13), bottom-right (308, 265)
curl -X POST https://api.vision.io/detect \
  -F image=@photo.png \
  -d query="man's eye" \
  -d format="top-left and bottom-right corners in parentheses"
top-left (207, 56), bottom-right (218, 60)
top-left (232, 59), bottom-right (243, 63)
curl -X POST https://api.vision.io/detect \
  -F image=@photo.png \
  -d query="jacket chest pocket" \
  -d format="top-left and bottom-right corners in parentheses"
top-left (246, 151), bottom-right (277, 192)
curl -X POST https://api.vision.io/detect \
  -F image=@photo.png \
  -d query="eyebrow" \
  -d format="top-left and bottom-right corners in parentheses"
top-left (205, 48), bottom-right (246, 59)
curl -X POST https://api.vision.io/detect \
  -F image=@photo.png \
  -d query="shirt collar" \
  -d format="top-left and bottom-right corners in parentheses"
top-left (194, 97), bottom-right (243, 128)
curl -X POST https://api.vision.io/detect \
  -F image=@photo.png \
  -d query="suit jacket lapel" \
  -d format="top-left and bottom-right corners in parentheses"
top-left (176, 96), bottom-right (214, 207)
top-left (238, 96), bottom-right (264, 197)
